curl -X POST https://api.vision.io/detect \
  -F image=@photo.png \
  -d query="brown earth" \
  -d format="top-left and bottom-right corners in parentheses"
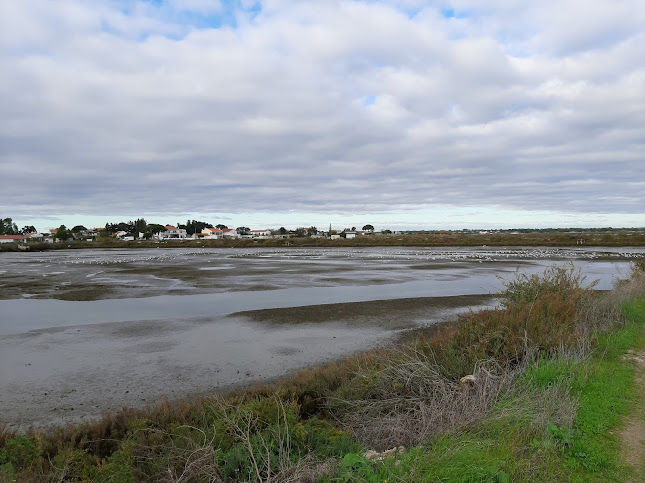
top-left (620, 329), bottom-right (645, 482)
top-left (230, 294), bottom-right (494, 327)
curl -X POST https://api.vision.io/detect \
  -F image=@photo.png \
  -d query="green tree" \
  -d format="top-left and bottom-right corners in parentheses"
top-left (362, 224), bottom-right (374, 231)
top-left (294, 227), bottom-right (307, 237)
top-left (216, 224), bottom-right (228, 230)
top-left (104, 221), bottom-right (133, 234)
top-left (54, 225), bottom-right (71, 241)
top-left (134, 218), bottom-right (147, 235)
top-left (308, 226), bottom-right (318, 235)
top-left (185, 220), bottom-right (213, 235)
top-left (116, 222), bottom-right (132, 233)
top-left (0, 218), bottom-right (18, 235)
top-left (20, 225), bottom-right (37, 235)
top-left (236, 227), bottom-right (250, 235)
top-left (279, 227), bottom-right (287, 235)
top-left (147, 224), bottom-right (166, 237)
top-left (71, 225), bottom-right (87, 233)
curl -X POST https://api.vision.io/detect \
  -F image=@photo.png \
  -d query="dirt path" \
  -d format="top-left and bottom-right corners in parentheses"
top-left (620, 329), bottom-right (645, 482)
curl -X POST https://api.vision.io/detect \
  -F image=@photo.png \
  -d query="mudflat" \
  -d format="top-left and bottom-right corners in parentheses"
top-left (0, 246), bottom-right (640, 430)
top-left (1, 294), bottom-right (493, 431)
top-left (231, 294), bottom-right (493, 328)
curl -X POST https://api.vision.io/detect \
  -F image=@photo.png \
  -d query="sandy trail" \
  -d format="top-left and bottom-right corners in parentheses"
top-left (620, 328), bottom-right (645, 482)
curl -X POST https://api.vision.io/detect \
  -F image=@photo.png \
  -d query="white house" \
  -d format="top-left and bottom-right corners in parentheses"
top-left (250, 229), bottom-right (272, 238)
top-left (157, 225), bottom-right (188, 240)
top-left (0, 235), bottom-right (26, 244)
top-left (24, 233), bottom-right (44, 240)
top-left (202, 227), bottom-right (223, 239)
top-left (221, 229), bottom-right (239, 239)
top-left (344, 231), bottom-right (357, 239)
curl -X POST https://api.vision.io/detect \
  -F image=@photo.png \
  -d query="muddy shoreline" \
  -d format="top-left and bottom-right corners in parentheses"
top-left (231, 294), bottom-right (493, 327)
top-left (1, 294), bottom-right (493, 431)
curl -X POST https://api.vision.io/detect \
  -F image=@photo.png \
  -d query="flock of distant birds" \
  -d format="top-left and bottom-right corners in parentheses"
top-left (13, 246), bottom-right (644, 267)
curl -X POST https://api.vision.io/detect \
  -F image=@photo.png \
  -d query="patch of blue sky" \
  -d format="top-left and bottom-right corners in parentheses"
top-left (243, 0), bottom-right (262, 19)
top-left (100, 19), bottom-right (114, 34)
top-left (176, 10), bottom-right (237, 30)
top-left (112, 0), bottom-right (155, 16)
top-left (118, 0), bottom-right (262, 38)
top-left (354, 1), bottom-right (421, 19)
top-left (398, 5), bottom-right (423, 19)
top-left (363, 95), bottom-right (377, 106)
top-left (441, 6), bottom-right (468, 19)
top-left (503, 101), bottom-right (538, 115)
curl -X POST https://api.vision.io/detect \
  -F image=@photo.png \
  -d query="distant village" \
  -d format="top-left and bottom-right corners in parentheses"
top-left (0, 217), bottom-right (382, 244)
top-left (1, 216), bottom-right (642, 246)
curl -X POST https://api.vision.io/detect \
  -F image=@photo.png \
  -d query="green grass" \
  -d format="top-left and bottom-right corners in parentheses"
top-left (332, 298), bottom-right (645, 482)
top-left (326, 438), bottom-right (514, 483)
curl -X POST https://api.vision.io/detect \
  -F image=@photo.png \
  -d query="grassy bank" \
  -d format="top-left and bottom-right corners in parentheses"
top-left (2, 263), bottom-right (645, 482)
top-left (327, 297), bottom-right (645, 482)
top-left (2, 229), bottom-right (645, 252)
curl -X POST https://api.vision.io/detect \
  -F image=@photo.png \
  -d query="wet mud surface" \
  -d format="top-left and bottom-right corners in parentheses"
top-left (1, 295), bottom-right (493, 430)
top-left (231, 294), bottom-right (493, 328)
top-left (0, 247), bottom-right (642, 430)
top-left (2, 246), bottom-right (640, 301)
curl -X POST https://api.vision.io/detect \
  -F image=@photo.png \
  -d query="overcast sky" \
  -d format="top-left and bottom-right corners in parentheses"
top-left (1, 0), bottom-right (644, 232)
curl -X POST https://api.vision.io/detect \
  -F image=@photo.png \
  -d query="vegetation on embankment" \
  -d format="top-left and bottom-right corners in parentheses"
top-left (2, 261), bottom-right (645, 482)
top-left (2, 228), bottom-right (645, 252)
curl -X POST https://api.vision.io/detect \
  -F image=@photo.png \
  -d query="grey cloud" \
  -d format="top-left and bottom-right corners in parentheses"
top-left (1, 0), bottom-right (644, 224)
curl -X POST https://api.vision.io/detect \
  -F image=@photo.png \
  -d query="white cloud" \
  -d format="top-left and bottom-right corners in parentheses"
top-left (1, 0), bottom-right (644, 229)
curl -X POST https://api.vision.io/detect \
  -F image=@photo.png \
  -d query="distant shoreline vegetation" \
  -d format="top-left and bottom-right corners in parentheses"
top-left (1, 228), bottom-right (645, 252)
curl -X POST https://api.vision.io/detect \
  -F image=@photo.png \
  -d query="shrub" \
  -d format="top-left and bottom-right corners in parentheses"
top-left (0, 435), bottom-right (39, 470)
top-left (497, 264), bottom-right (595, 309)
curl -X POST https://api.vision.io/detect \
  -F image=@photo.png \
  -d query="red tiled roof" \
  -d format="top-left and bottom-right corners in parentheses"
top-left (0, 235), bottom-right (25, 240)
top-left (165, 225), bottom-right (178, 230)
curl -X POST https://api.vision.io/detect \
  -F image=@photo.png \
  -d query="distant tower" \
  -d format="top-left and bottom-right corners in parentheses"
top-left (329, 223), bottom-right (332, 232)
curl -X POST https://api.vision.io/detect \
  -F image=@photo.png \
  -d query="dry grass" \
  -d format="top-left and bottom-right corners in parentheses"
top-left (490, 371), bottom-right (580, 441)
top-left (577, 269), bottom-right (645, 336)
top-left (133, 426), bottom-right (223, 483)
top-left (326, 350), bottom-right (518, 450)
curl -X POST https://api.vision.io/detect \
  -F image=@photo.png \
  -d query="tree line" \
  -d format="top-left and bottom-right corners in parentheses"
top-left (1, 217), bottom-right (378, 240)
top-left (0, 218), bottom-right (36, 236)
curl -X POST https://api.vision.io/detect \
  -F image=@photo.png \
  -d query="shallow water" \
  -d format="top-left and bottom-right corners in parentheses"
top-left (0, 246), bottom-right (639, 333)
top-left (0, 246), bottom-right (641, 429)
